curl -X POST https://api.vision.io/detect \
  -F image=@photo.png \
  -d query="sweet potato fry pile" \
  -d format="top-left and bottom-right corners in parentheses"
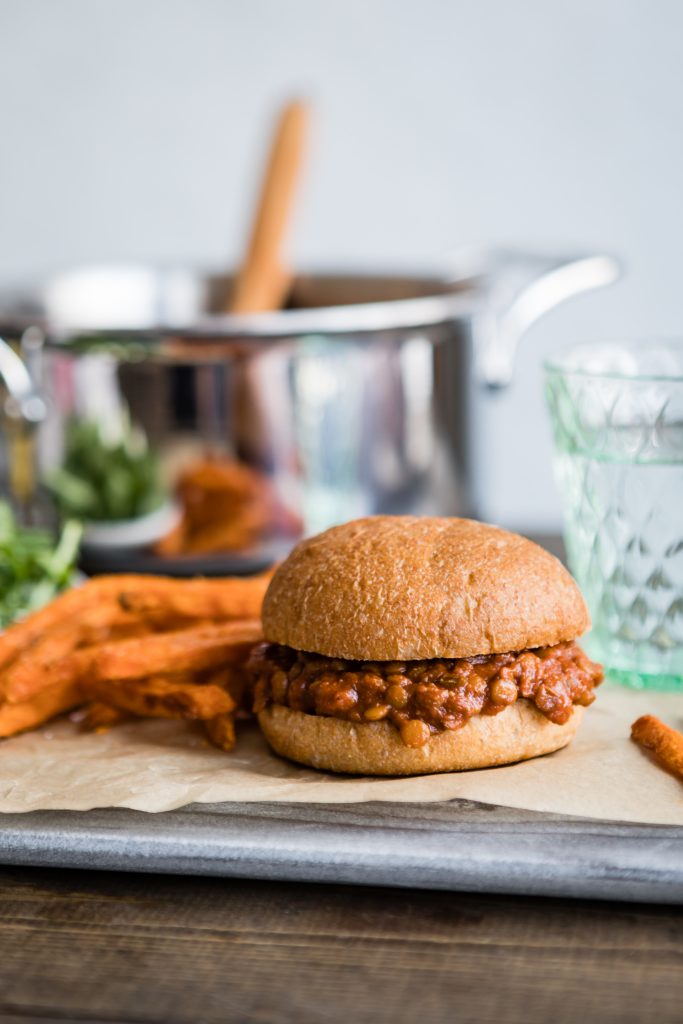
top-left (631, 714), bottom-right (683, 783)
top-left (0, 571), bottom-right (270, 751)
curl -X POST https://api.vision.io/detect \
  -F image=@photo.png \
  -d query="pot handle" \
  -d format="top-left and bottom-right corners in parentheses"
top-left (0, 334), bottom-right (46, 425)
top-left (472, 251), bottom-right (620, 388)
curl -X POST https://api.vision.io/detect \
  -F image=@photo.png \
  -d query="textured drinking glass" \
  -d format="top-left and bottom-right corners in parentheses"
top-left (545, 341), bottom-right (683, 689)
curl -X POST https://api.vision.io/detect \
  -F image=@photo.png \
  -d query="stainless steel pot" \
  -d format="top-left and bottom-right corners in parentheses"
top-left (0, 249), bottom-right (618, 568)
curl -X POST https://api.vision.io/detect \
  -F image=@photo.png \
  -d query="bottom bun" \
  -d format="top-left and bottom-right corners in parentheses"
top-left (258, 703), bottom-right (585, 776)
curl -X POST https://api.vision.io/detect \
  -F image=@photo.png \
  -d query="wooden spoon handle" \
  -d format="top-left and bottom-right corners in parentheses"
top-left (229, 99), bottom-right (309, 314)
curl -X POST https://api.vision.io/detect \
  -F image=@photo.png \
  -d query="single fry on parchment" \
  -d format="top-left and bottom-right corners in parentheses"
top-left (83, 675), bottom-right (236, 721)
top-left (204, 713), bottom-right (237, 752)
top-left (77, 702), bottom-right (133, 733)
top-left (631, 714), bottom-right (683, 782)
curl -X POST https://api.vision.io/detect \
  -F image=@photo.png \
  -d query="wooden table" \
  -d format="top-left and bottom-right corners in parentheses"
top-left (0, 865), bottom-right (681, 1023)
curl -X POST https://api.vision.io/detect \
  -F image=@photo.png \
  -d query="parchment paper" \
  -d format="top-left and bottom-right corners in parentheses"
top-left (0, 684), bottom-right (682, 824)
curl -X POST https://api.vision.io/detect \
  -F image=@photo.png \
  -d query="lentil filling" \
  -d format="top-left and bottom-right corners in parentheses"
top-left (251, 641), bottom-right (604, 747)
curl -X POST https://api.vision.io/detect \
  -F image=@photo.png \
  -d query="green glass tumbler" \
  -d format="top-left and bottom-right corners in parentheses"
top-left (544, 341), bottom-right (683, 689)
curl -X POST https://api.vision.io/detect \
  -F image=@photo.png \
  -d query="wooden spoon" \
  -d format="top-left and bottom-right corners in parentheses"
top-left (227, 99), bottom-right (309, 314)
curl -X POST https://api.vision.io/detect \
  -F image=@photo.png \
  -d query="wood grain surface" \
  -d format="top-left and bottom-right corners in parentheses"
top-left (0, 866), bottom-right (682, 1024)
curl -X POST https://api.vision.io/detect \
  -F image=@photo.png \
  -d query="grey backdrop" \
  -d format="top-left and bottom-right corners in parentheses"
top-left (1, 0), bottom-right (680, 530)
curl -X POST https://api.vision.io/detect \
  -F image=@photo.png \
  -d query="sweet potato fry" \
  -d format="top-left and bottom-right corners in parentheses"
top-left (83, 675), bottom-right (236, 720)
top-left (2, 615), bottom-right (151, 701)
top-left (0, 574), bottom-right (177, 672)
top-left (631, 714), bottom-right (683, 781)
top-left (204, 665), bottom-right (252, 709)
top-left (3, 646), bottom-right (91, 704)
top-left (117, 572), bottom-right (273, 623)
top-left (86, 620), bottom-right (262, 683)
top-left (77, 702), bottom-right (133, 732)
top-left (5, 619), bottom-right (262, 704)
top-left (203, 713), bottom-right (236, 751)
top-left (0, 586), bottom-right (91, 672)
top-left (0, 681), bottom-right (83, 739)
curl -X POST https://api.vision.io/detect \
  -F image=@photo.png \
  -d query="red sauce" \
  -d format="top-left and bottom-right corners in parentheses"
top-left (251, 641), bottom-right (603, 747)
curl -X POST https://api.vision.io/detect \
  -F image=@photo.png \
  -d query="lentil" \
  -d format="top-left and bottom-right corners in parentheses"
top-left (250, 640), bottom-right (603, 747)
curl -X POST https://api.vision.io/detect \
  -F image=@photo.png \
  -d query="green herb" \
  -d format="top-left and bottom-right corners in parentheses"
top-left (46, 413), bottom-right (166, 522)
top-left (0, 502), bottom-right (82, 627)
top-left (61, 334), bottom-right (154, 361)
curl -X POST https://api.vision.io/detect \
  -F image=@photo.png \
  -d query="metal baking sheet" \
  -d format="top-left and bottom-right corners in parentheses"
top-left (0, 799), bottom-right (681, 904)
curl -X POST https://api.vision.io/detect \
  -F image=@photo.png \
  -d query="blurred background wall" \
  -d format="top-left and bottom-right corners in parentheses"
top-left (1, 0), bottom-right (680, 531)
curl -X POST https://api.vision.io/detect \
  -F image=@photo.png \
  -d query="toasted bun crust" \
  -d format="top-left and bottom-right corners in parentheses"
top-left (258, 703), bottom-right (584, 776)
top-left (262, 516), bottom-right (589, 660)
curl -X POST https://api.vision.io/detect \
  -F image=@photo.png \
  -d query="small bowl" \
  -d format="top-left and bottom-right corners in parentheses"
top-left (80, 501), bottom-right (181, 551)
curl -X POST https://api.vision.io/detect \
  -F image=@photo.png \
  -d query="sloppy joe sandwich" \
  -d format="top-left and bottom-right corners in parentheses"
top-left (251, 516), bottom-right (603, 776)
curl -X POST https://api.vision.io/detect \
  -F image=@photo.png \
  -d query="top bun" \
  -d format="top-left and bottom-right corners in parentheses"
top-left (262, 516), bottom-right (590, 660)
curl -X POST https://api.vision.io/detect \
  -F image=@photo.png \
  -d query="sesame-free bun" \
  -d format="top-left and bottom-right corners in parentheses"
top-left (262, 516), bottom-right (589, 661)
top-left (258, 703), bottom-right (584, 776)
